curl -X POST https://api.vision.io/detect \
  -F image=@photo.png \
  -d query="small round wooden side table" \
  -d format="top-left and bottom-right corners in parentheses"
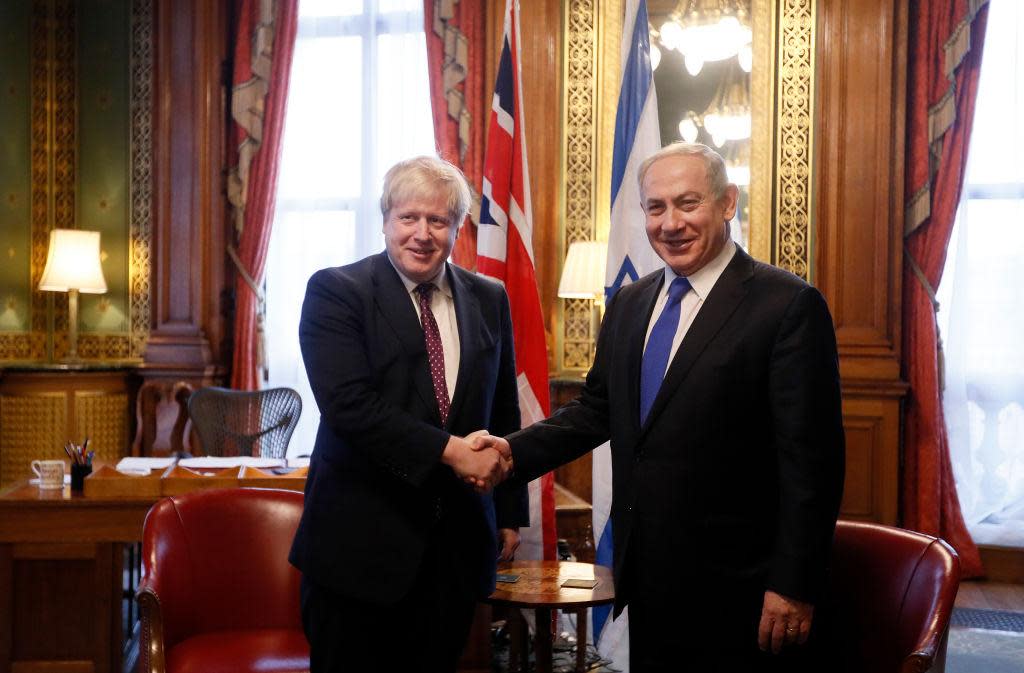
top-left (487, 560), bottom-right (615, 673)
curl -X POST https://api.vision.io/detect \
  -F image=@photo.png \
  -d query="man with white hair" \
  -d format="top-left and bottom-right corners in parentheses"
top-left (290, 156), bottom-right (527, 671)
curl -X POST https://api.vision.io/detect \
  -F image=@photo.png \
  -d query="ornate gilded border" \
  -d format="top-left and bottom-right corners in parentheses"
top-left (129, 0), bottom-right (153, 359)
top-left (558, 0), bottom-right (816, 372)
top-left (749, 0), bottom-right (775, 264)
top-left (559, 0), bottom-right (601, 372)
top-left (772, 0), bottom-right (814, 280)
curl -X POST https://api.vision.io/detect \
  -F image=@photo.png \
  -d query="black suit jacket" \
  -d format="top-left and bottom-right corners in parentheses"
top-left (510, 246), bottom-right (845, 611)
top-left (289, 252), bottom-right (528, 604)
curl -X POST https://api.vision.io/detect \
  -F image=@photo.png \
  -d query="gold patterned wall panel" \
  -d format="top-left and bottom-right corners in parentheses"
top-left (773, 0), bottom-right (815, 280)
top-left (1, 0), bottom-right (152, 363)
top-left (0, 393), bottom-right (66, 486)
top-left (129, 0), bottom-right (154, 359)
top-left (557, 0), bottom-right (816, 371)
top-left (749, 0), bottom-right (776, 264)
top-left (29, 0), bottom-right (77, 348)
top-left (559, 0), bottom-right (600, 372)
top-left (74, 391), bottom-right (129, 466)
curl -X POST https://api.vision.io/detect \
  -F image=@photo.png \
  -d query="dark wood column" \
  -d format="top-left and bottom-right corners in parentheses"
top-left (147, 0), bottom-right (231, 373)
top-left (815, 0), bottom-right (909, 525)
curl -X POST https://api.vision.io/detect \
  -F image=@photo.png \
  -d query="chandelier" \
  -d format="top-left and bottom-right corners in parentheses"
top-left (703, 79), bottom-right (751, 147)
top-left (676, 69), bottom-right (751, 148)
top-left (656, 0), bottom-right (752, 76)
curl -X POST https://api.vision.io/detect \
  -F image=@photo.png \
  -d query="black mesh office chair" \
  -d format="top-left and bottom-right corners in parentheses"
top-left (187, 386), bottom-right (302, 459)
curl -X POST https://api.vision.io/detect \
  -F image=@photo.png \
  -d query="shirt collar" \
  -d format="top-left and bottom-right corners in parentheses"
top-left (386, 254), bottom-right (453, 299)
top-left (660, 238), bottom-right (736, 301)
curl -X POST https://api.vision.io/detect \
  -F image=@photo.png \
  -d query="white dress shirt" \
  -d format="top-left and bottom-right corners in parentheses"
top-left (642, 240), bottom-right (737, 378)
top-left (389, 259), bottom-right (461, 400)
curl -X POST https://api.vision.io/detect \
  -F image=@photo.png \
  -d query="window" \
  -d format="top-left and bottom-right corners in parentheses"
top-left (938, 0), bottom-right (1024, 546)
top-left (264, 0), bottom-right (435, 456)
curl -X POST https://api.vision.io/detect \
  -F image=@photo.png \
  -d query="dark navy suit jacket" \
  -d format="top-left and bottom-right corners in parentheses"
top-left (289, 252), bottom-right (528, 604)
top-left (509, 246), bottom-right (845, 614)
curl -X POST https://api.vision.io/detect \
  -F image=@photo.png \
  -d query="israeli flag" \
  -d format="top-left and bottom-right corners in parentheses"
top-left (605, 0), bottom-right (663, 303)
top-left (591, 1), bottom-right (662, 669)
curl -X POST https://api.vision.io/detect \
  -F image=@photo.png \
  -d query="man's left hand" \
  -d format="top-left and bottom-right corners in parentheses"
top-left (497, 528), bottom-right (520, 561)
top-left (758, 590), bottom-right (813, 654)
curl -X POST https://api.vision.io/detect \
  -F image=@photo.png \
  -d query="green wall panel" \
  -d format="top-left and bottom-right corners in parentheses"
top-left (0, 1), bottom-right (32, 332)
top-left (77, 0), bottom-right (130, 332)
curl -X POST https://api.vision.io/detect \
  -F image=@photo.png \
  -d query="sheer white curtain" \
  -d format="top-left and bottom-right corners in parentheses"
top-left (264, 0), bottom-right (436, 457)
top-left (938, 0), bottom-right (1024, 546)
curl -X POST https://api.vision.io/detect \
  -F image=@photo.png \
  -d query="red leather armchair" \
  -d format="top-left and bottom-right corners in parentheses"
top-left (137, 488), bottom-right (309, 673)
top-left (824, 520), bottom-right (961, 673)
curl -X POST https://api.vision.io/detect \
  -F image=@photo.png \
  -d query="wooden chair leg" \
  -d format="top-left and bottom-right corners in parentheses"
top-left (508, 608), bottom-right (530, 673)
top-left (535, 608), bottom-right (553, 673)
top-left (575, 608), bottom-right (588, 673)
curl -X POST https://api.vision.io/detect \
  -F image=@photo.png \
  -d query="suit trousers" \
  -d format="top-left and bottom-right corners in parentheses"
top-left (623, 545), bottom-right (820, 673)
top-left (300, 516), bottom-right (480, 673)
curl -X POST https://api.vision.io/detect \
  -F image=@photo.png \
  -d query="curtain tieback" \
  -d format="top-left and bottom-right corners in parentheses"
top-left (228, 244), bottom-right (268, 381)
top-left (905, 245), bottom-right (945, 392)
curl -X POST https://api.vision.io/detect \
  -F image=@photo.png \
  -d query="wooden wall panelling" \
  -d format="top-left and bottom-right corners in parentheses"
top-left (815, 0), bottom-right (908, 524)
top-left (148, 0), bottom-right (230, 371)
top-left (0, 370), bottom-right (133, 487)
top-left (978, 546), bottom-right (1024, 584)
top-left (839, 388), bottom-right (903, 524)
top-left (815, 0), bottom-right (906, 383)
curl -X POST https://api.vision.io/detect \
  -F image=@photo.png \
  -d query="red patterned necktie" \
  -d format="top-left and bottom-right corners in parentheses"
top-left (415, 283), bottom-right (450, 426)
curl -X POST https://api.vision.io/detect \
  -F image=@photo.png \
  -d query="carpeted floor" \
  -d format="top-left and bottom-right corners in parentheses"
top-left (952, 607), bottom-right (1024, 633)
top-left (493, 609), bottom-right (1024, 672)
top-left (947, 628), bottom-right (1024, 673)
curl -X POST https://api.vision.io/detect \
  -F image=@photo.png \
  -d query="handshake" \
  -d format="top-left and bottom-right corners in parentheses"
top-left (440, 430), bottom-right (512, 493)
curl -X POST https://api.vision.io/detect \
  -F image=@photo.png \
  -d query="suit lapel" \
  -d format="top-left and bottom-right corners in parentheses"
top-left (638, 248), bottom-right (754, 438)
top-left (446, 265), bottom-right (486, 431)
top-left (624, 273), bottom-right (665, 438)
top-left (370, 253), bottom-right (439, 423)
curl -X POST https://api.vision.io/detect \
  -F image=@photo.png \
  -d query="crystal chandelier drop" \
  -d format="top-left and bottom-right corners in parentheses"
top-left (657, 0), bottom-right (752, 77)
top-left (702, 79), bottom-right (751, 147)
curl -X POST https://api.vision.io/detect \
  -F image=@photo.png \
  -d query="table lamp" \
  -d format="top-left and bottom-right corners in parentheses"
top-left (557, 240), bottom-right (608, 345)
top-left (38, 229), bottom-right (108, 361)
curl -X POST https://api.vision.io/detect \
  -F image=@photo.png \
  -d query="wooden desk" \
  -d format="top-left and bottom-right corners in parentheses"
top-left (0, 466), bottom-right (306, 673)
top-left (0, 481), bottom-right (156, 673)
top-left (488, 560), bottom-right (615, 673)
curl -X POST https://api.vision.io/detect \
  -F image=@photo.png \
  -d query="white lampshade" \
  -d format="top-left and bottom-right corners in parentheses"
top-left (38, 229), bottom-right (108, 293)
top-left (558, 240), bottom-right (607, 299)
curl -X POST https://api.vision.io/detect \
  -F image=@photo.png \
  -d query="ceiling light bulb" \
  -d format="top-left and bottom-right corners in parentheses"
top-left (738, 43), bottom-right (753, 72)
top-left (660, 21), bottom-right (683, 51)
top-left (684, 53), bottom-right (704, 77)
top-left (678, 117), bottom-right (699, 143)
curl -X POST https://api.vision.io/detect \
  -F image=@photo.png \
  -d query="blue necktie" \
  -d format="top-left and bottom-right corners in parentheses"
top-left (639, 277), bottom-right (691, 424)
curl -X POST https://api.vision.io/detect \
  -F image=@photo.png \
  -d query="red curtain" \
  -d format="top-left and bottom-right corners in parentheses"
top-left (227, 0), bottom-right (298, 391)
top-left (902, 0), bottom-right (989, 577)
top-left (424, 0), bottom-right (487, 270)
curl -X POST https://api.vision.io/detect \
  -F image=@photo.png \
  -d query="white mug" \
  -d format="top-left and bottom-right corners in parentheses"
top-left (32, 459), bottom-right (65, 490)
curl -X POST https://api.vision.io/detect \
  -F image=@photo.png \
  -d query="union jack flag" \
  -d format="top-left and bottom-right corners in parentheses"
top-left (476, 0), bottom-right (556, 563)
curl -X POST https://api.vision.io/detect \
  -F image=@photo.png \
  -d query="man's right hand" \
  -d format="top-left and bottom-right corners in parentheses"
top-left (441, 435), bottom-right (509, 493)
top-left (470, 433), bottom-right (512, 463)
